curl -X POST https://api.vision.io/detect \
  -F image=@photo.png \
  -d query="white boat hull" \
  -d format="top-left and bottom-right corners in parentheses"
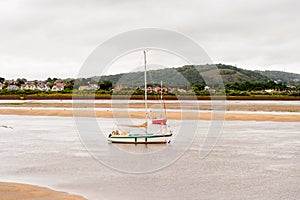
top-left (108, 133), bottom-right (172, 144)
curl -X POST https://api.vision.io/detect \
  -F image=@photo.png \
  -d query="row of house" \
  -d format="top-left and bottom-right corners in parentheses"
top-left (20, 82), bottom-right (51, 91)
top-left (0, 80), bottom-right (65, 91)
top-left (0, 82), bottom-right (203, 93)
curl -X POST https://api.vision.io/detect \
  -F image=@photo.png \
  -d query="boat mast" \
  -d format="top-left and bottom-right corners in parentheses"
top-left (144, 50), bottom-right (148, 124)
top-left (161, 81), bottom-right (167, 118)
top-left (160, 80), bottom-right (163, 100)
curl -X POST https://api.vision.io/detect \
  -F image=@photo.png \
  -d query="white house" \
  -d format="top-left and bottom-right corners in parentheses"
top-left (37, 84), bottom-right (50, 91)
top-left (205, 86), bottom-right (216, 93)
top-left (264, 89), bottom-right (274, 93)
top-left (7, 85), bottom-right (19, 90)
top-left (51, 85), bottom-right (64, 91)
top-left (21, 83), bottom-right (36, 90)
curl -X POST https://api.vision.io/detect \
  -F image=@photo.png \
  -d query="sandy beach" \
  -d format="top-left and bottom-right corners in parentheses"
top-left (0, 107), bottom-right (299, 122)
top-left (0, 103), bottom-right (300, 122)
top-left (0, 182), bottom-right (86, 200)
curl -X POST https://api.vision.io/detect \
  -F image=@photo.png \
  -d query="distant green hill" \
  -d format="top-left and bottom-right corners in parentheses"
top-left (93, 64), bottom-right (299, 88)
top-left (257, 70), bottom-right (300, 85)
top-left (212, 64), bottom-right (270, 84)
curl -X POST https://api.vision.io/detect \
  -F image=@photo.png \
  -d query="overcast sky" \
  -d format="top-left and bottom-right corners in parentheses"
top-left (0, 0), bottom-right (299, 80)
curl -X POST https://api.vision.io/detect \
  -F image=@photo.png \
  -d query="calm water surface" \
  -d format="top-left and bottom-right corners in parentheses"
top-left (0, 115), bottom-right (299, 200)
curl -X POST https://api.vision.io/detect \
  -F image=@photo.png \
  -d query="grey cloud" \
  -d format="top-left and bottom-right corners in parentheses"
top-left (0, 0), bottom-right (299, 79)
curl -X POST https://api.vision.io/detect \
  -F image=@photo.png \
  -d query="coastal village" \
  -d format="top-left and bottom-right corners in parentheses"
top-left (0, 79), bottom-right (65, 91)
top-left (0, 77), bottom-right (299, 95)
top-left (0, 78), bottom-right (197, 93)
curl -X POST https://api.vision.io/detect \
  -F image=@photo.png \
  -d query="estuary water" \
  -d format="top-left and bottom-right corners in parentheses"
top-left (0, 115), bottom-right (299, 199)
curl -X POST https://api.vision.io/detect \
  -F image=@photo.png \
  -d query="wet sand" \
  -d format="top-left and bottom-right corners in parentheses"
top-left (0, 182), bottom-right (86, 200)
top-left (0, 100), bottom-right (299, 122)
top-left (0, 108), bottom-right (299, 122)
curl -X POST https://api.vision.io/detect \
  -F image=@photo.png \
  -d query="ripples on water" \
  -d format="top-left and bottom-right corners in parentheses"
top-left (0, 114), bottom-right (299, 199)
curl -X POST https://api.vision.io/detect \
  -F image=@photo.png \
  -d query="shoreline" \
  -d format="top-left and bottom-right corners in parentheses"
top-left (0, 108), bottom-right (299, 122)
top-left (0, 182), bottom-right (86, 200)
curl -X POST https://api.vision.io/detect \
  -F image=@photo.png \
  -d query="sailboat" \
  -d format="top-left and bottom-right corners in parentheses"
top-left (152, 81), bottom-right (167, 125)
top-left (107, 51), bottom-right (172, 144)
